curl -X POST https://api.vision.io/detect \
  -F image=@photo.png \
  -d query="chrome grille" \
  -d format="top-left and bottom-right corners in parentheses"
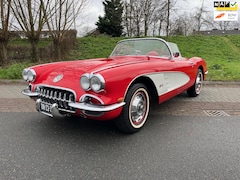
top-left (38, 86), bottom-right (76, 113)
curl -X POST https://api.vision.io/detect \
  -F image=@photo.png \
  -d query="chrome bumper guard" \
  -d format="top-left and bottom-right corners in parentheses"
top-left (36, 99), bottom-right (65, 118)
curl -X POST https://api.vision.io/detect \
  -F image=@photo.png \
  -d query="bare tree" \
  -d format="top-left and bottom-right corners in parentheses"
top-left (41, 0), bottom-right (88, 61)
top-left (151, 1), bottom-right (168, 36)
top-left (142, 0), bottom-right (155, 36)
top-left (132, 0), bottom-right (144, 37)
top-left (123, 0), bottom-right (168, 37)
top-left (123, 0), bottom-right (151, 37)
top-left (210, 21), bottom-right (238, 30)
top-left (166, 0), bottom-right (171, 37)
top-left (0, 0), bottom-right (11, 66)
top-left (123, 1), bottom-right (132, 37)
top-left (11, 0), bottom-right (46, 62)
top-left (193, 0), bottom-right (210, 33)
top-left (165, 0), bottom-right (177, 37)
top-left (170, 14), bottom-right (196, 36)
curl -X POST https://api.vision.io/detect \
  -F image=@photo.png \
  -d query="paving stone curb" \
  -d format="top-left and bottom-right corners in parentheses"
top-left (0, 80), bottom-right (239, 116)
top-left (1, 79), bottom-right (240, 86)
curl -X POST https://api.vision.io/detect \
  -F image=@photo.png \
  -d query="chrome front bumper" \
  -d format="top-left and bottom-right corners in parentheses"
top-left (68, 102), bottom-right (125, 112)
top-left (22, 88), bottom-right (39, 97)
top-left (22, 88), bottom-right (126, 117)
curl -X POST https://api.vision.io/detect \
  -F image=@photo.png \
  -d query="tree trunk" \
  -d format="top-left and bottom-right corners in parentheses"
top-left (30, 40), bottom-right (39, 63)
top-left (0, 41), bottom-right (8, 66)
top-left (166, 0), bottom-right (170, 37)
top-left (158, 20), bottom-right (163, 36)
top-left (136, 15), bottom-right (140, 37)
top-left (53, 39), bottom-right (61, 61)
top-left (144, 19), bottom-right (148, 36)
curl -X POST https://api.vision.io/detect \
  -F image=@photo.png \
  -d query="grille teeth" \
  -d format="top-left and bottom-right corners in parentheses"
top-left (38, 86), bottom-right (76, 112)
top-left (50, 90), bottom-right (53, 97)
top-left (54, 91), bottom-right (57, 99)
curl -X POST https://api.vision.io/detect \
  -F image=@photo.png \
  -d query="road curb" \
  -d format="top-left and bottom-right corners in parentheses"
top-left (0, 79), bottom-right (26, 85)
top-left (203, 81), bottom-right (240, 86)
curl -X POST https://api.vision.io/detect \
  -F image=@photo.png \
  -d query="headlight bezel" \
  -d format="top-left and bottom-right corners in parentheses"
top-left (90, 74), bottom-right (105, 92)
top-left (80, 73), bottom-right (91, 91)
top-left (22, 68), bottom-right (36, 82)
top-left (22, 69), bottom-right (29, 81)
top-left (27, 69), bottom-right (36, 82)
top-left (80, 73), bottom-right (105, 93)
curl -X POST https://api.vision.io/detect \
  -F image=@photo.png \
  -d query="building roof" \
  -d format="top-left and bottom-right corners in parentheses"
top-left (193, 29), bottom-right (240, 35)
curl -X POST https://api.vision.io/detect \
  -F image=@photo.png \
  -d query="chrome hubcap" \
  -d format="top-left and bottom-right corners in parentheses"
top-left (130, 91), bottom-right (147, 125)
top-left (195, 72), bottom-right (203, 94)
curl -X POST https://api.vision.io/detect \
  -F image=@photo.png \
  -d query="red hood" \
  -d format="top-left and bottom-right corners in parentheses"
top-left (33, 56), bottom-right (148, 87)
top-left (57, 56), bottom-right (148, 73)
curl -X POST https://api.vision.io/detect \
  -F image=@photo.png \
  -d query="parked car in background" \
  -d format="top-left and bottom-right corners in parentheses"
top-left (22, 38), bottom-right (208, 133)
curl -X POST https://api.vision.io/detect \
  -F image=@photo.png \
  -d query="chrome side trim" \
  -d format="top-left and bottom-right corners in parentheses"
top-left (68, 102), bottom-right (125, 112)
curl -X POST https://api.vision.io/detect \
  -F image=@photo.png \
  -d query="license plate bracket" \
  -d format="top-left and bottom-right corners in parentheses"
top-left (40, 102), bottom-right (52, 114)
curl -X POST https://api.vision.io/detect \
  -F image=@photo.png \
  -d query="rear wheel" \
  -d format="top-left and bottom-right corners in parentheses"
top-left (115, 83), bottom-right (150, 133)
top-left (187, 69), bottom-right (203, 97)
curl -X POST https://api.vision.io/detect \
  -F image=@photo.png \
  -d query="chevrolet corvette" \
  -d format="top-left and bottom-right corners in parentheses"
top-left (22, 38), bottom-right (208, 133)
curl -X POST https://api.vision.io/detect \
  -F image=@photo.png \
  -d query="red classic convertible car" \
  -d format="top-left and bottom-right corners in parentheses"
top-left (22, 38), bottom-right (208, 133)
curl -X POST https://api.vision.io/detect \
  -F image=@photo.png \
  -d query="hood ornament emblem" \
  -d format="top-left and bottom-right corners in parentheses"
top-left (53, 74), bottom-right (63, 83)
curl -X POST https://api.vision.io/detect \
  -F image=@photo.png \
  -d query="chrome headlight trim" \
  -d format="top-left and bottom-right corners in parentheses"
top-left (80, 73), bottom-right (91, 91)
top-left (22, 68), bottom-right (36, 82)
top-left (80, 73), bottom-right (105, 93)
top-left (22, 68), bottom-right (29, 81)
top-left (27, 69), bottom-right (36, 82)
top-left (90, 74), bottom-right (105, 92)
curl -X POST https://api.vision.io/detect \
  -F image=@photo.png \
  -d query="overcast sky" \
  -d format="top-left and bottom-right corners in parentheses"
top-left (78, 0), bottom-right (104, 36)
top-left (78, 0), bottom-right (240, 36)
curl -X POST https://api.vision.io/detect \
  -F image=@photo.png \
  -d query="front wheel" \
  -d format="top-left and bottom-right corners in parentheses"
top-left (187, 69), bottom-right (203, 97)
top-left (115, 83), bottom-right (150, 133)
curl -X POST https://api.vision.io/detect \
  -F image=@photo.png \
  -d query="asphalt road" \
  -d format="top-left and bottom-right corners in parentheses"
top-left (1, 112), bottom-right (240, 179)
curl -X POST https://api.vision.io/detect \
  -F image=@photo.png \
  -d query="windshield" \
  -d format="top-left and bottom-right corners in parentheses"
top-left (110, 38), bottom-right (171, 58)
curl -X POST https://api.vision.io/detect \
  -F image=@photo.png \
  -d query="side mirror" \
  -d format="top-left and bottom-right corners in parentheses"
top-left (173, 52), bottom-right (179, 58)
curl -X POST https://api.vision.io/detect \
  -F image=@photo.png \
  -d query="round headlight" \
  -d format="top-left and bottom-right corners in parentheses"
top-left (27, 69), bottom-right (36, 82)
top-left (22, 69), bottom-right (29, 81)
top-left (80, 74), bottom-right (90, 91)
top-left (90, 74), bottom-right (105, 92)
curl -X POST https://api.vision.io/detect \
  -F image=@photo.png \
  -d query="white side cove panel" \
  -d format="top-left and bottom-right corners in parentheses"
top-left (145, 72), bottom-right (190, 96)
